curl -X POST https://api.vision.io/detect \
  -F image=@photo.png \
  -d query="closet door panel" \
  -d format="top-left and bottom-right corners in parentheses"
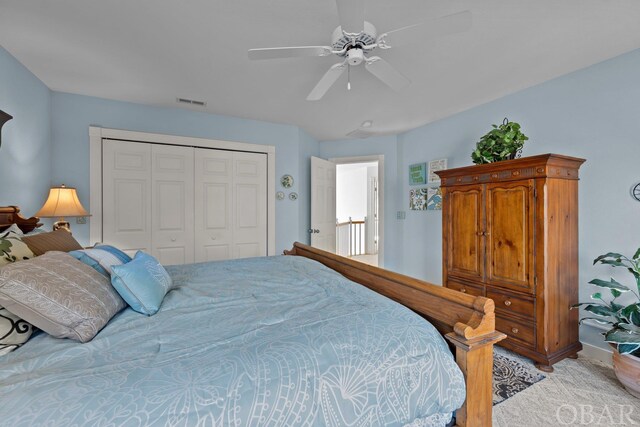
top-left (233, 152), bottom-right (267, 259)
top-left (195, 149), bottom-right (233, 262)
top-left (151, 144), bottom-right (195, 265)
top-left (102, 140), bottom-right (152, 255)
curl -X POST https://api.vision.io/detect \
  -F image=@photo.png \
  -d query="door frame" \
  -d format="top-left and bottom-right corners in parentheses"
top-left (329, 155), bottom-right (384, 267)
top-left (89, 126), bottom-right (276, 256)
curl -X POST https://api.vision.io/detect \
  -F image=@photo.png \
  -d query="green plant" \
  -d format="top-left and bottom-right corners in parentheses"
top-left (471, 118), bottom-right (529, 164)
top-left (573, 248), bottom-right (640, 356)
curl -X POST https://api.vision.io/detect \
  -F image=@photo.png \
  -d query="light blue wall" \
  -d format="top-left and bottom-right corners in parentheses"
top-left (0, 47), bottom-right (51, 215)
top-left (50, 92), bottom-right (318, 252)
top-left (319, 135), bottom-right (403, 272)
top-left (390, 48), bottom-right (640, 351)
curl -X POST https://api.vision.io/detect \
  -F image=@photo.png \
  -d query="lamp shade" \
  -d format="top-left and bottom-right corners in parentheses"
top-left (36, 185), bottom-right (89, 218)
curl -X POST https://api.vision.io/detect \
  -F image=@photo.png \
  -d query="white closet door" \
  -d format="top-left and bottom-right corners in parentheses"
top-left (151, 144), bottom-right (195, 265)
top-left (233, 151), bottom-right (267, 259)
top-left (194, 149), bottom-right (234, 262)
top-left (102, 140), bottom-right (152, 255)
top-left (194, 149), bottom-right (267, 261)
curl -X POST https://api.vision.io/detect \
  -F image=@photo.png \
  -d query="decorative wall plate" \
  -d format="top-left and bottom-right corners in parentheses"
top-left (276, 191), bottom-right (285, 200)
top-left (289, 192), bottom-right (298, 201)
top-left (281, 174), bottom-right (294, 188)
top-left (632, 182), bottom-right (640, 202)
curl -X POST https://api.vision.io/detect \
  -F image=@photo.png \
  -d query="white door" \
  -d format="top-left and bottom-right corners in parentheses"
top-left (194, 149), bottom-right (233, 262)
top-left (151, 144), bottom-right (194, 265)
top-left (102, 140), bottom-right (152, 255)
top-left (232, 151), bottom-right (268, 259)
top-left (194, 149), bottom-right (267, 262)
top-left (311, 156), bottom-right (336, 252)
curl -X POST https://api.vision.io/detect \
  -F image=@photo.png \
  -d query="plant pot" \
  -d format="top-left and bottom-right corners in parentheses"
top-left (612, 344), bottom-right (640, 398)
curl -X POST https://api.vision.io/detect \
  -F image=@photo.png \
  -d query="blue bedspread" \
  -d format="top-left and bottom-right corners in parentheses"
top-left (0, 256), bottom-right (465, 426)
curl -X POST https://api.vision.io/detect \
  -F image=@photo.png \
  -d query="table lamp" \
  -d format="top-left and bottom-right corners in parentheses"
top-left (35, 185), bottom-right (90, 232)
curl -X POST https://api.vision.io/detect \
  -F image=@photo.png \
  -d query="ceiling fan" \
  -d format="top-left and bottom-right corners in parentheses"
top-left (248, 0), bottom-right (472, 101)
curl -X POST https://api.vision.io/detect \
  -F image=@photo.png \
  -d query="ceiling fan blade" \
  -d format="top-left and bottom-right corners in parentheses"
top-left (335, 0), bottom-right (365, 35)
top-left (365, 57), bottom-right (410, 90)
top-left (248, 46), bottom-right (333, 60)
top-left (307, 62), bottom-right (347, 101)
top-left (378, 10), bottom-right (472, 48)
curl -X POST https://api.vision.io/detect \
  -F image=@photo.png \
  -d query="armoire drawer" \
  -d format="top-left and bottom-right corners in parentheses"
top-left (495, 314), bottom-right (535, 348)
top-left (487, 287), bottom-right (535, 319)
top-left (446, 280), bottom-right (484, 297)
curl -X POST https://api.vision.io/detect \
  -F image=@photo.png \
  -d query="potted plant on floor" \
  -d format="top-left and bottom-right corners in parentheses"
top-left (471, 118), bottom-right (529, 164)
top-left (574, 248), bottom-right (640, 398)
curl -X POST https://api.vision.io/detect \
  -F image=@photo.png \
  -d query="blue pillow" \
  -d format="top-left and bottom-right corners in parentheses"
top-left (94, 245), bottom-right (132, 263)
top-left (110, 251), bottom-right (172, 316)
top-left (68, 245), bottom-right (132, 277)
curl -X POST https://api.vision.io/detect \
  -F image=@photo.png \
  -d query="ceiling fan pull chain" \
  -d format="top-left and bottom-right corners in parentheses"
top-left (347, 65), bottom-right (351, 90)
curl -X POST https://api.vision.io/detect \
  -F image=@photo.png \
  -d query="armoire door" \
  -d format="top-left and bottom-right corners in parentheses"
top-left (485, 180), bottom-right (535, 293)
top-left (194, 149), bottom-right (267, 262)
top-left (151, 144), bottom-right (194, 265)
top-left (102, 140), bottom-right (152, 255)
top-left (444, 184), bottom-right (485, 282)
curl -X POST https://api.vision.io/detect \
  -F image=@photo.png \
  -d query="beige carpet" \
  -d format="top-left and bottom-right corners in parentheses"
top-left (493, 350), bottom-right (640, 426)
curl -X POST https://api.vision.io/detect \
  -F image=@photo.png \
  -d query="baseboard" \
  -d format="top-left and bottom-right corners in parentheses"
top-left (578, 342), bottom-right (612, 365)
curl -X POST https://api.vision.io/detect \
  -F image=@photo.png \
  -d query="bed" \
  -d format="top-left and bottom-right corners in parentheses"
top-left (0, 206), bottom-right (504, 426)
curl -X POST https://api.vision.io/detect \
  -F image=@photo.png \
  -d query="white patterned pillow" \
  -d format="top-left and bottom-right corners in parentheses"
top-left (0, 305), bottom-right (33, 355)
top-left (0, 231), bottom-right (35, 267)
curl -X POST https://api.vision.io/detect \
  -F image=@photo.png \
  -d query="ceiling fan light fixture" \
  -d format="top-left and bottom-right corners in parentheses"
top-left (347, 48), bottom-right (364, 66)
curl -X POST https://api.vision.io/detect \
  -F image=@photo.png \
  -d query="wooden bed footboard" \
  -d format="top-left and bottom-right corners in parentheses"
top-left (284, 242), bottom-right (506, 427)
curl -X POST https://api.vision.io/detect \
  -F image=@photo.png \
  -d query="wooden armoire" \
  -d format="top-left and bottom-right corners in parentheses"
top-left (436, 154), bottom-right (585, 372)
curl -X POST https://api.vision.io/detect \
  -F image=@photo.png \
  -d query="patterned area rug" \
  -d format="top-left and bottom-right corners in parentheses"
top-left (493, 352), bottom-right (546, 405)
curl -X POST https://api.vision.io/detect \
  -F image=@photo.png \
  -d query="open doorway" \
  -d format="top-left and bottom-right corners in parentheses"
top-left (335, 160), bottom-right (380, 267)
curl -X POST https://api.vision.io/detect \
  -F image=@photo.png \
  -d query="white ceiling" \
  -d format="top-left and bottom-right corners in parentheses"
top-left (1, 1), bottom-right (639, 141)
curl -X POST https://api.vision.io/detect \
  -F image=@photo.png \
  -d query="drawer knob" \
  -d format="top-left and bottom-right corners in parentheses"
top-left (460, 288), bottom-right (467, 293)
top-left (504, 300), bottom-right (512, 306)
top-left (512, 327), bottom-right (519, 334)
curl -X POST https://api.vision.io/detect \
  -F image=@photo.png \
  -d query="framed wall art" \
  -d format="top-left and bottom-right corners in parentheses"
top-left (426, 187), bottom-right (443, 210)
top-left (428, 159), bottom-right (448, 183)
top-left (409, 163), bottom-right (426, 185)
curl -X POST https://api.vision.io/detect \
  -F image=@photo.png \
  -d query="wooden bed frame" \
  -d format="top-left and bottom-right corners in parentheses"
top-left (0, 206), bottom-right (41, 233)
top-left (1, 205), bottom-right (503, 426)
top-left (285, 242), bottom-right (505, 427)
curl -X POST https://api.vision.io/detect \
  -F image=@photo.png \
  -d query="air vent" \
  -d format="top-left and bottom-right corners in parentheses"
top-left (176, 98), bottom-right (207, 107)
